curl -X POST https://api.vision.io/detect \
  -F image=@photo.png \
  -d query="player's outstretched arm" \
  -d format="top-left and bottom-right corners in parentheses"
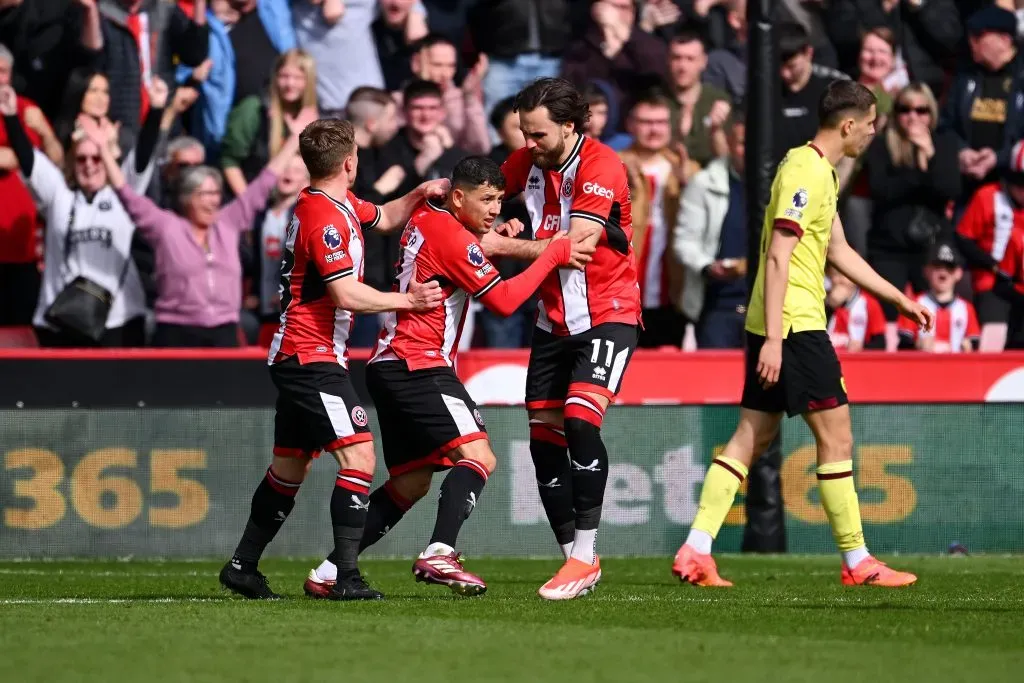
top-left (375, 179), bottom-right (451, 233)
top-left (327, 275), bottom-right (443, 314)
top-left (477, 237), bottom-right (584, 316)
top-left (479, 230), bottom-right (549, 261)
top-left (826, 215), bottom-right (934, 332)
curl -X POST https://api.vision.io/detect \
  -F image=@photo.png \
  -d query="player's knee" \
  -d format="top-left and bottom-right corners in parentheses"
top-left (333, 440), bottom-right (376, 474)
top-left (453, 439), bottom-right (497, 474)
top-left (270, 455), bottom-right (312, 484)
top-left (563, 392), bottom-right (607, 439)
top-left (528, 408), bottom-right (564, 430)
top-left (819, 428), bottom-right (854, 461)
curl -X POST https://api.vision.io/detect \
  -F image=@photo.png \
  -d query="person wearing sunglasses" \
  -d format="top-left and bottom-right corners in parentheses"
top-left (864, 82), bottom-right (961, 346)
top-left (0, 83), bottom-right (153, 348)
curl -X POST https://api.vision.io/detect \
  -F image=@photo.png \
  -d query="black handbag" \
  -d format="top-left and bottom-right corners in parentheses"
top-left (905, 206), bottom-right (945, 248)
top-left (44, 198), bottom-right (130, 345)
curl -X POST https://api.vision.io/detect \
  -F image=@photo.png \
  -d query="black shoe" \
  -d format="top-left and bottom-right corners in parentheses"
top-left (328, 571), bottom-right (384, 601)
top-left (219, 561), bottom-right (282, 600)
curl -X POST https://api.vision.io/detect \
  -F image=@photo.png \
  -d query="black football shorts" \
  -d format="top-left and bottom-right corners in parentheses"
top-left (741, 330), bottom-right (849, 418)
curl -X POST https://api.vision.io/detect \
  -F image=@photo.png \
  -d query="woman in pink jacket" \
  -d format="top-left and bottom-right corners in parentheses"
top-left (93, 110), bottom-right (317, 347)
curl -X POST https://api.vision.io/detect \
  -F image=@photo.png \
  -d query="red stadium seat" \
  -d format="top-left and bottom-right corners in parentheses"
top-left (0, 326), bottom-right (39, 348)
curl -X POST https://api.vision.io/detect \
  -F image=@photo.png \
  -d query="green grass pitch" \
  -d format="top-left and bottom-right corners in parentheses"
top-left (1, 556), bottom-right (1022, 682)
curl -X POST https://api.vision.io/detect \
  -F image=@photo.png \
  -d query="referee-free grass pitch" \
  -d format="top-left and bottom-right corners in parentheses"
top-left (1, 556), bottom-right (1021, 683)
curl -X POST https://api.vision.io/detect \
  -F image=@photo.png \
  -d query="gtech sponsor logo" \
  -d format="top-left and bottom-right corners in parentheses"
top-left (582, 181), bottom-right (614, 199)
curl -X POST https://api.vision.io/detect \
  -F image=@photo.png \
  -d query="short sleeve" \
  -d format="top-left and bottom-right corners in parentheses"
top-left (847, 307), bottom-right (868, 344)
top-left (569, 154), bottom-right (626, 227)
top-left (347, 190), bottom-right (382, 231)
top-left (772, 156), bottom-right (827, 239)
top-left (441, 231), bottom-right (502, 298)
top-left (500, 149), bottom-right (533, 198)
top-left (304, 214), bottom-right (355, 282)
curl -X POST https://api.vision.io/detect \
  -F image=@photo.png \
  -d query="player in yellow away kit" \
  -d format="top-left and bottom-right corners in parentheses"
top-left (672, 80), bottom-right (935, 588)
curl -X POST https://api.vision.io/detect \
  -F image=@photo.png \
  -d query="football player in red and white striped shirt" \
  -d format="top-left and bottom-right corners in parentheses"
top-left (898, 243), bottom-right (980, 353)
top-left (220, 119), bottom-right (446, 602)
top-left (303, 155), bottom-right (591, 597)
top-left (826, 267), bottom-right (886, 351)
top-left (482, 78), bottom-right (641, 599)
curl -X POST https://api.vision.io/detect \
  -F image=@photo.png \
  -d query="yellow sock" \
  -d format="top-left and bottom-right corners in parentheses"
top-left (692, 456), bottom-right (749, 538)
top-left (816, 460), bottom-right (865, 552)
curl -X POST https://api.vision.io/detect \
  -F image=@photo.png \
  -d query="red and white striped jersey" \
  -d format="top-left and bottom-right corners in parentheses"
top-left (956, 182), bottom-right (1024, 293)
top-left (267, 187), bottom-right (382, 367)
top-left (898, 292), bottom-right (980, 352)
top-left (827, 289), bottom-right (886, 349)
top-left (371, 200), bottom-right (502, 370)
top-left (501, 135), bottom-right (641, 336)
top-left (637, 156), bottom-right (673, 309)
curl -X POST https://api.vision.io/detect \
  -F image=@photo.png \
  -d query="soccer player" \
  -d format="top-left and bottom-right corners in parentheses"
top-left (671, 80), bottom-right (934, 588)
top-left (219, 118), bottom-right (448, 601)
top-left (302, 155), bottom-right (592, 597)
top-left (480, 78), bottom-right (642, 600)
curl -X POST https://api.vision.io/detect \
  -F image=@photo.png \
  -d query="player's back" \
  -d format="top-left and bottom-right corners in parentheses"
top-left (747, 144), bottom-right (838, 337)
top-left (268, 188), bottom-right (366, 367)
top-left (502, 136), bottom-right (640, 336)
top-left (372, 200), bottom-right (500, 370)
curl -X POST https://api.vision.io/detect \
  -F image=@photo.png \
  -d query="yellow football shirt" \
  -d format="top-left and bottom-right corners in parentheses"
top-left (746, 143), bottom-right (838, 337)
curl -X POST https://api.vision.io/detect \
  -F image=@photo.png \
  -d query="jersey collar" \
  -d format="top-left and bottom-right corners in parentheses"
top-left (556, 133), bottom-right (586, 174)
top-left (307, 187), bottom-right (359, 223)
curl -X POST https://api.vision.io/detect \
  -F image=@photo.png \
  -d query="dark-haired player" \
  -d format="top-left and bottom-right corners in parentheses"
top-left (672, 80), bottom-right (933, 588)
top-left (303, 155), bottom-right (593, 597)
top-left (481, 78), bottom-right (641, 600)
top-left (219, 118), bottom-right (448, 601)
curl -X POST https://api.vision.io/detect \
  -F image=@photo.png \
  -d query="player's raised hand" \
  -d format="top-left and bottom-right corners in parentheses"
top-left (148, 76), bottom-right (170, 110)
top-left (897, 295), bottom-right (934, 333)
top-left (495, 218), bottom-right (525, 237)
top-left (756, 338), bottom-right (782, 389)
top-left (407, 266), bottom-right (443, 310)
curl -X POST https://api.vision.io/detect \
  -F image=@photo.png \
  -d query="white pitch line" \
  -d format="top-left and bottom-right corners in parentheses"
top-left (0, 597), bottom-right (227, 605)
top-left (0, 569), bottom-right (206, 578)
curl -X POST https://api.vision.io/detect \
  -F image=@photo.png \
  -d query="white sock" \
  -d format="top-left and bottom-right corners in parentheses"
top-left (843, 546), bottom-right (870, 569)
top-left (315, 559), bottom-right (337, 582)
top-left (420, 542), bottom-right (455, 559)
top-left (685, 529), bottom-right (713, 555)
top-left (569, 529), bottom-right (597, 565)
top-left (560, 542), bottom-right (573, 560)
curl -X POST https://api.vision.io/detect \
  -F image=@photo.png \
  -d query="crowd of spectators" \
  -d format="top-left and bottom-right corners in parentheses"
top-left (1, 0), bottom-right (1023, 353)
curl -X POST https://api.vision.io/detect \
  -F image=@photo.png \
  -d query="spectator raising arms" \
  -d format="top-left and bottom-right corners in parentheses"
top-left (222, 48), bottom-right (318, 197)
top-left (101, 106), bottom-right (317, 348)
top-left (0, 84), bottom-right (147, 347)
top-left (293, 0), bottom-right (386, 116)
top-left (866, 82), bottom-right (961, 324)
top-left (561, 0), bottom-right (669, 116)
top-left (667, 29), bottom-right (730, 172)
top-left (0, 0), bottom-right (104, 119)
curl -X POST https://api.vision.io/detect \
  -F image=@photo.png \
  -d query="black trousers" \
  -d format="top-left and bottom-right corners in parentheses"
top-left (152, 322), bottom-right (240, 348)
top-left (0, 263), bottom-right (41, 326)
top-left (638, 306), bottom-right (686, 348)
top-left (35, 316), bottom-right (147, 348)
